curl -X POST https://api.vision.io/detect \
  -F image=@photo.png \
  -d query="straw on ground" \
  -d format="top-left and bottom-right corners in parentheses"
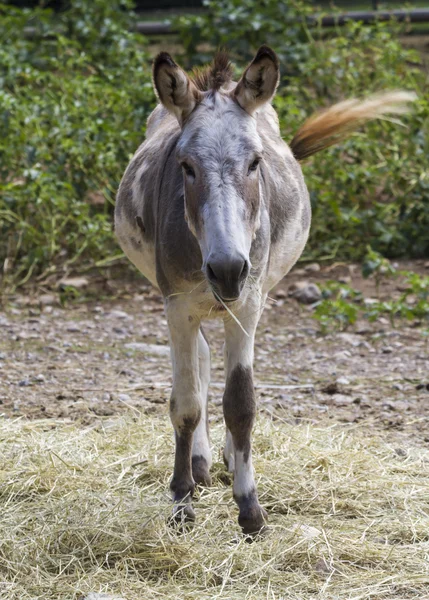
top-left (1, 414), bottom-right (428, 599)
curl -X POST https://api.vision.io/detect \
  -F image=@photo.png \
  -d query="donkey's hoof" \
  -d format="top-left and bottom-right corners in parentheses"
top-left (192, 455), bottom-right (212, 487)
top-left (169, 503), bottom-right (196, 529)
top-left (238, 504), bottom-right (268, 537)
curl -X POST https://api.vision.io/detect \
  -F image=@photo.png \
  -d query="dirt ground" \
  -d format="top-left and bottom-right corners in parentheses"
top-left (1, 260), bottom-right (428, 450)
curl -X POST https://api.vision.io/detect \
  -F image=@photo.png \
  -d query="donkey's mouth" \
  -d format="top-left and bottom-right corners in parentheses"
top-left (212, 289), bottom-right (240, 305)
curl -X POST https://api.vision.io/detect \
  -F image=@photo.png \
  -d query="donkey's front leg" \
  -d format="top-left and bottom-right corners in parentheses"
top-left (166, 299), bottom-right (201, 523)
top-left (223, 298), bottom-right (267, 535)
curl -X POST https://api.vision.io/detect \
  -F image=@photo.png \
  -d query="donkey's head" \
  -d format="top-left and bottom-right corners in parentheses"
top-left (153, 47), bottom-right (279, 302)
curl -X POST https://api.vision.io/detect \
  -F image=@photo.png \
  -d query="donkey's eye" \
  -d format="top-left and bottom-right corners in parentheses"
top-left (248, 158), bottom-right (260, 174)
top-left (181, 162), bottom-right (195, 178)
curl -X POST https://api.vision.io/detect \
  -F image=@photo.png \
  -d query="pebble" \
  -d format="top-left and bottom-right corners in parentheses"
top-left (381, 346), bottom-right (393, 354)
top-left (118, 394), bottom-right (132, 403)
top-left (58, 277), bottom-right (89, 289)
top-left (34, 374), bottom-right (45, 383)
top-left (416, 383), bottom-right (429, 391)
top-left (394, 447), bottom-right (407, 457)
top-left (39, 294), bottom-right (56, 306)
top-left (305, 262), bottom-right (321, 273)
top-left (333, 394), bottom-right (354, 407)
top-left (313, 557), bottom-right (332, 574)
top-left (124, 342), bottom-right (170, 356)
top-left (110, 310), bottom-right (130, 320)
top-left (18, 379), bottom-right (30, 387)
top-left (288, 281), bottom-right (322, 305)
top-left (339, 412), bottom-right (357, 423)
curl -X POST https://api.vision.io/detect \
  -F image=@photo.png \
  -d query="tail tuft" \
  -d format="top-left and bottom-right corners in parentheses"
top-left (290, 91), bottom-right (417, 161)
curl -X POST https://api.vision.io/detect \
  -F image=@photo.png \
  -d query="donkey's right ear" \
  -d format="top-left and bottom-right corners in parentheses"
top-left (153, 53), bottom-right (202, 124)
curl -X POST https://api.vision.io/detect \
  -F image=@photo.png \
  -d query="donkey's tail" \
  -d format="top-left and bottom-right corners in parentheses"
top-left (289, 90), bottom-right (416, 161)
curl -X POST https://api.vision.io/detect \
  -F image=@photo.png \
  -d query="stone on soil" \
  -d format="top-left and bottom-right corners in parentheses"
top-left (288, 281), bottom-right (321, 304)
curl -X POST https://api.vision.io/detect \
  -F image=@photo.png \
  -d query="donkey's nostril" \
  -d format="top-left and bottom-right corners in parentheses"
top-left (206, 254), bottom-right (249, 300)
top-left (240, 260), bottom-right (249, 280)
top-left (206, 263), bottom-right (217, 282)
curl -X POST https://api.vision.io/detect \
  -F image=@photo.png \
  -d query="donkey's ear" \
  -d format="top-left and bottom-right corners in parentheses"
top-left (233, 46), bottom-right (280, 114)
top-left (153, 52), bottom-right (202, 124)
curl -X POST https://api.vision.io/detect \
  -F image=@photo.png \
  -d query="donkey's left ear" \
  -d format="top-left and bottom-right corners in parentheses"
top-left (233, 46), bottom-right (280, 114)
top-left (153, 52), bottom-right (203, 124)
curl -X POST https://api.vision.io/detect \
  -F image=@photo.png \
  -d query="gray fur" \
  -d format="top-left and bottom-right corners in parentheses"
top-left (115, 48), bottom-right (311, 534)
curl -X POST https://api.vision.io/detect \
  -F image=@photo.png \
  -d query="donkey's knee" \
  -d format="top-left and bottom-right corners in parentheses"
top-left (223, 364), bottom-right (256, 447)
top-left (170, 394), bottom-right (201, 434)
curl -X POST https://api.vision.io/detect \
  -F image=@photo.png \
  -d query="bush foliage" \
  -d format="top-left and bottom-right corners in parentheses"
top-left (1, 0), bottom-right (428, 288)
top-left (0, 1), bottom-right (154, 288)
top-left (176, 0), bottom-right (429, 261)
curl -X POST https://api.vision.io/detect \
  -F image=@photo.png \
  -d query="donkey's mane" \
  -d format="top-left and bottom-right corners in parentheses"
top-left (191, 50), bottom-right (234, 92)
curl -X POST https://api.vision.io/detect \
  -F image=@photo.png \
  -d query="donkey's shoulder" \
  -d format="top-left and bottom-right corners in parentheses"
top-left (146, 104), bottom-right (179, 140)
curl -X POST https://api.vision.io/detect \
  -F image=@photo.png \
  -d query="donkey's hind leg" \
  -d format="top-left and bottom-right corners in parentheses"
top-left (192, 328), bottom-right (212, 487)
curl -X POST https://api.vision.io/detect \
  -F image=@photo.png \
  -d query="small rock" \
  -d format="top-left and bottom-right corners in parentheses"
top-left (416, 383), bottom-right (429, 391)
top-left (339, 412), bottom-right (357, 423)
top-left (118, 394), bottom-right (132, 403)
top-left (288, 281), bottom-right (321, 305)
top-left (18, 379), bottom-right (30, 387)
top-left (381, 346), bottom-right (393, 354)
top-left (305, 262), bottom-right (321, 273)
top-left (336, 376), bottom-right (350, 385)
top-left (66, 324), bottom-right (81, 333)
top-left (338, 276), bottom-right (351, 284)
top-left (394, 447), bottom-right (407, 457)
top-left (110, 309), bottom-right (130, 320)
top-left (58, 277), bottom-right (89, 290)
top-left (124, 342), bottom-right (170, 356)
top-left (333, 394), bottom-right (353, 407)
top-left (314, 557), bottom-right (332, 574)
top-left (275, 289), bottom-right (287, 299)
top-left (39, 294), bottom-right (56, 306)
top-left (90, 405), bottom-right (115, 416)
top-left (364, 298), bottom-right (378, 306)
top-left (321, 382), bottom-right (339, 395)
top-left (34, 374), bottom-right (45, 383)
top-left (424, 260), bottom-right (429, 269)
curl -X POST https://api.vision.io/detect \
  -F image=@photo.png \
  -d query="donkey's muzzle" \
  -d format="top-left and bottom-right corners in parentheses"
top-left (206, 254), bottom-right (249, 302)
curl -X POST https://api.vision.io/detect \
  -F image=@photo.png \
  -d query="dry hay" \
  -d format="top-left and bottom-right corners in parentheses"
top-left (0, 413), bottom-right (428, 600)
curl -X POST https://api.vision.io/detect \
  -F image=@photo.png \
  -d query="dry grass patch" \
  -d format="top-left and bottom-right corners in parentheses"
top-left (0, 414), bottom-right (428, 599)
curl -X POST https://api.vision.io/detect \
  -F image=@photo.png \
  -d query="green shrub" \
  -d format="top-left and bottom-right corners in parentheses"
top-left (1, 0), bottom-right (428, 290)
top-left (176, 2), bottom-right (429, 261)
top-left (0, 1), bottom-right (154, 289)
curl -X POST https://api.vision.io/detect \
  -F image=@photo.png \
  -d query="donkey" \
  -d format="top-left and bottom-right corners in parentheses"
top-left (115, 46), bottom-right (414, 535)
